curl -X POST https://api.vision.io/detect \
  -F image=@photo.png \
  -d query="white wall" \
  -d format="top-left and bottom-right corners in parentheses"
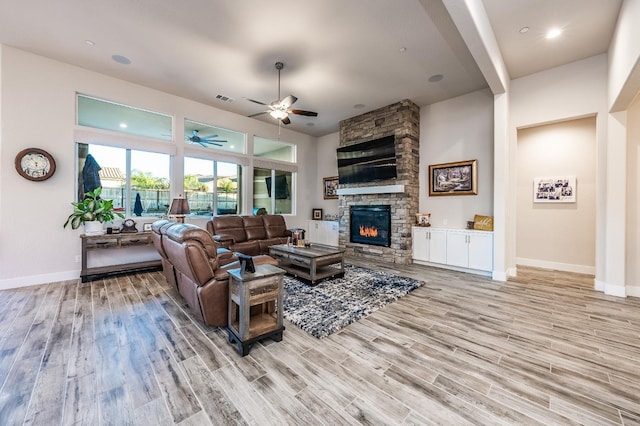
top-left (516, 117), bottom-right (596, 274)
top-left (314, 132), bottom-right (340, 220)
top-left (627, 93), bottom-right (640, 296)
top-left (0, 46), bottom-right (316, 288)
top-left (419, 88), bottom-right (494, 228)
top-left (608, 0), bottom-right (640, 111)
top-left (509, 54), bottom-right (608, 285)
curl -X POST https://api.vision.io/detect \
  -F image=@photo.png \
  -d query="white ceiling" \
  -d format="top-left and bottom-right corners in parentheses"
top-left (0, 0), bottom-right (622, 137)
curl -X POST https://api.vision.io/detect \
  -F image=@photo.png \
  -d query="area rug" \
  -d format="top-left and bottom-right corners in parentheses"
top-left (282, 264), bottom-right (423, 339)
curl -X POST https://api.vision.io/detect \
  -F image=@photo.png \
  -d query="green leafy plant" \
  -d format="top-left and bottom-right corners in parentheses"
top-left (63, 187), bottom-right (125, 229)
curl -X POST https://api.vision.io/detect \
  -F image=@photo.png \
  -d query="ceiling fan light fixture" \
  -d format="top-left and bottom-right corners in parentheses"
top-left (270, 109), bottom-right (288, 120)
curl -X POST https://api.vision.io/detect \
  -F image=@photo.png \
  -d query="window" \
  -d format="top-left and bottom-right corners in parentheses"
top-left (77, 95), bottom-right (172, 141)
top-left (254, 137), bottom-right (295, 162)
top-left (185, 119), bottom-right (246, 154)
top-left (253, 168), bottom-right (293, 215)
top-left (184, 157), bottom-right (242, 216)
top-left (77, 143), bottom-right (171, 218)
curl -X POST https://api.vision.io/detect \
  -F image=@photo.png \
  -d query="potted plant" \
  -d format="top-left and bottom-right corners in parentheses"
top-left (64, 187), bottom-right (124, 235)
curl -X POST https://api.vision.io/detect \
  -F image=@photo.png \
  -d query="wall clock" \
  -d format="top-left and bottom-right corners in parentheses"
top-left (15, 148), bottom-right (56, 181)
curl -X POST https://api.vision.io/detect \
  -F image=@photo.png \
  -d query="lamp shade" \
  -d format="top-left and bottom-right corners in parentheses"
top-left (169, 197), bottom-right (190, 215)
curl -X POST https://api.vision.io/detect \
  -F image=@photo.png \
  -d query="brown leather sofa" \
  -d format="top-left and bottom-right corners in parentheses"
top-left (206, 214), bottom-right (292, 256)
top-left (157, 222), bottom-right (277, 326)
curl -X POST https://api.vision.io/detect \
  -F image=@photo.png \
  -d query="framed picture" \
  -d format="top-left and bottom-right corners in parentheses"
top-left (323, 176), bottom-right (339, 199)
top-left (143, 223), bottom-right (153, 232)
top-left (428, 159), bottom-right (478, 196)
top-left (533, 176), bottom-right (576, 203)
top-left (312, 208), bottom-right (323, 220)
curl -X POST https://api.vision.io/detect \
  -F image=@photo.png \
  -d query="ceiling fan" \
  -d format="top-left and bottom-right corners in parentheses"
top-left (247, 61), bottom-right (318, 125)
top-left (186, 130), bottom-right (228, 147)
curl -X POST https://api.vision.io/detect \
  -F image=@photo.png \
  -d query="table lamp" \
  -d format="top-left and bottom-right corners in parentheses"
top-left (169, 196), bottom-right (190, 223)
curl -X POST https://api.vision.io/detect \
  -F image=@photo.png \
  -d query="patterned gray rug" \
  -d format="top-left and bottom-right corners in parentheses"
top-left (282, 264), bottom-right (424, 339)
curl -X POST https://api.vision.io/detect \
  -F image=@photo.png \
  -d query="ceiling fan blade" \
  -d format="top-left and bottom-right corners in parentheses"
top-left (247, 98), bottom-right (269, 106)
top-left (203, 139), bottom-right (227, 143)
top-left (281, 116), bottom-right (291, 125)
top-left (289, 109), bottom-right (318, 117)
top-left (248, 111), bottom-right (269, 118)
top-left (280, 95), bottom-right (298, 108)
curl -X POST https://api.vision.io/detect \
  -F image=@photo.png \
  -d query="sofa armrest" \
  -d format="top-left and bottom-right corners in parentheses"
top-left (216, 247), bottom-right (238, 266)
top-left (213, 234), bottom-right (235, 248)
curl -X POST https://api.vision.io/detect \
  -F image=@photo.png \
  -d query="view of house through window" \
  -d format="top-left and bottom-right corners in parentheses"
top-left (184, 157), bottom-right (241, 216)
top-left (77, 143), bottom-right (171, 218)
top-left (253, 168), bottom-right (293, 215)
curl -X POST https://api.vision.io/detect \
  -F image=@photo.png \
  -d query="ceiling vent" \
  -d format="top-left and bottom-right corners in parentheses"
top-left (215, 94), bottom-right (234, 103)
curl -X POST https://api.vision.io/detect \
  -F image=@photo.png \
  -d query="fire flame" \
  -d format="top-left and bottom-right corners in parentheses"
top-left (359, 225), bottom-right (378, 238)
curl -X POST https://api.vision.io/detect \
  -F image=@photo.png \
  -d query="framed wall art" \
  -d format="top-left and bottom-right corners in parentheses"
top-left (533, 176), bottom-right (576, 203)
top-left (428, 159), bottom-right (478, 196)
top-left (312, 208), bottom-right (323, 220)
top-left (323, 176), bottom-right (339, 199)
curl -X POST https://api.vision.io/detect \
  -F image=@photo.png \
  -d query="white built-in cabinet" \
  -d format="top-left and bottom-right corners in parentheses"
top-left (307, 220), bottom-right (339, 247)
top-left (412, 227), bottom-right (493, 275)
top-left (411, 227), bottom-right (446, 264)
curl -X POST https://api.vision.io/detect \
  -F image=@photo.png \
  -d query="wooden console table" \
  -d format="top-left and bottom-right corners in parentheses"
top-left (227, 264), bottom-right (285, 356)
top-left (80, 232), bottom-right (162, 282)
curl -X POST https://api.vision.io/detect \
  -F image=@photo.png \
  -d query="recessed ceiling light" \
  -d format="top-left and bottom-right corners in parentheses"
top-left (428, 74), bottom-right (444, 83)
top-left (519, 26), bottom-right (529, 34)
top-left (85, 39), bottom-right (95, 46)
top-left (399, 47), bottom-right (407, 53)
top-left (546, 28), bottom-right (562, 39)
top-left (353, 104), bottom-right (365, 109)
top-left (230, 145), bottom-right (235, 149)
top-left (112, 54), bottom-right (131, 65)
top-left (119, 123), bottom-right (128, 128)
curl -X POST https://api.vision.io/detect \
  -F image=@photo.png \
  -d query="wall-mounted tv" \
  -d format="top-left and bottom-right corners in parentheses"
top-left (337, 135), bottom-right (397, 185)
top-left (265, 175), bottom-right (290, 199)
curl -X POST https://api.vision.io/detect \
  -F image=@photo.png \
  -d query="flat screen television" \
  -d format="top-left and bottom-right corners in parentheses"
top-left (337, 135), bottom-right (397, 185)
top-left (265, 175), bottom-right (290, 199)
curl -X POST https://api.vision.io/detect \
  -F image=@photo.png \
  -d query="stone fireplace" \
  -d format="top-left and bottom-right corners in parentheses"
top-left (350, 205), bottom-right (391, 247)
top-left (338, 100), bottom-right (420, 264)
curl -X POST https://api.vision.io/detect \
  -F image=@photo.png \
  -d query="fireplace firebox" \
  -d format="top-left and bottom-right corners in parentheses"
top-left (350, 205), bottom-right (391, 247)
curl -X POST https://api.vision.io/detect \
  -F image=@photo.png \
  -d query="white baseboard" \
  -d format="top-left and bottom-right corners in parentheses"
top-left (516, 257), bottom-right (595, 275)
top-left (604, 283), bottom-right (627, 298)
top-left (492, 270), bottom-right (507, 281)
top-left (593, 278), bottom-right (626, 297)
top-left (626, 285), bottom-right (640, 298)
top-left (412, 260), bottom-right (492, 278)
top-left (0, 270), bottom-right (80, 290)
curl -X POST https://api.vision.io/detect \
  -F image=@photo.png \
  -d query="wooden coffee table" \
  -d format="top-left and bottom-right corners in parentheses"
top-left (268, 244), bottom-right (345, 285)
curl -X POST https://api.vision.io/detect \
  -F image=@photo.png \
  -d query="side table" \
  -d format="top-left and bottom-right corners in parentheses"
top-left (227, 264), bottom-right (286, 356)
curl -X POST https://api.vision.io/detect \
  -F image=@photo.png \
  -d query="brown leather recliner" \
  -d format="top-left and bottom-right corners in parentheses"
top-left (207, 214), bottom-right (292, 256)
top-left (152, 219), bottom-right (239, 292)
top-left (161, 222), bottom-right (277, 326)
top-left (151, 219), bottom-right (179, 289)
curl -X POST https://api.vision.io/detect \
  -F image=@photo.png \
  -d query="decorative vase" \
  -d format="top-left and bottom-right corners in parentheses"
top-left (84, 220), bottom-right (104, 235)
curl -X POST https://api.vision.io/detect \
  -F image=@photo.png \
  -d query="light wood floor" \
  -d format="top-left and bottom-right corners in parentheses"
top-left (1, 261), bottom-right (640, 425)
